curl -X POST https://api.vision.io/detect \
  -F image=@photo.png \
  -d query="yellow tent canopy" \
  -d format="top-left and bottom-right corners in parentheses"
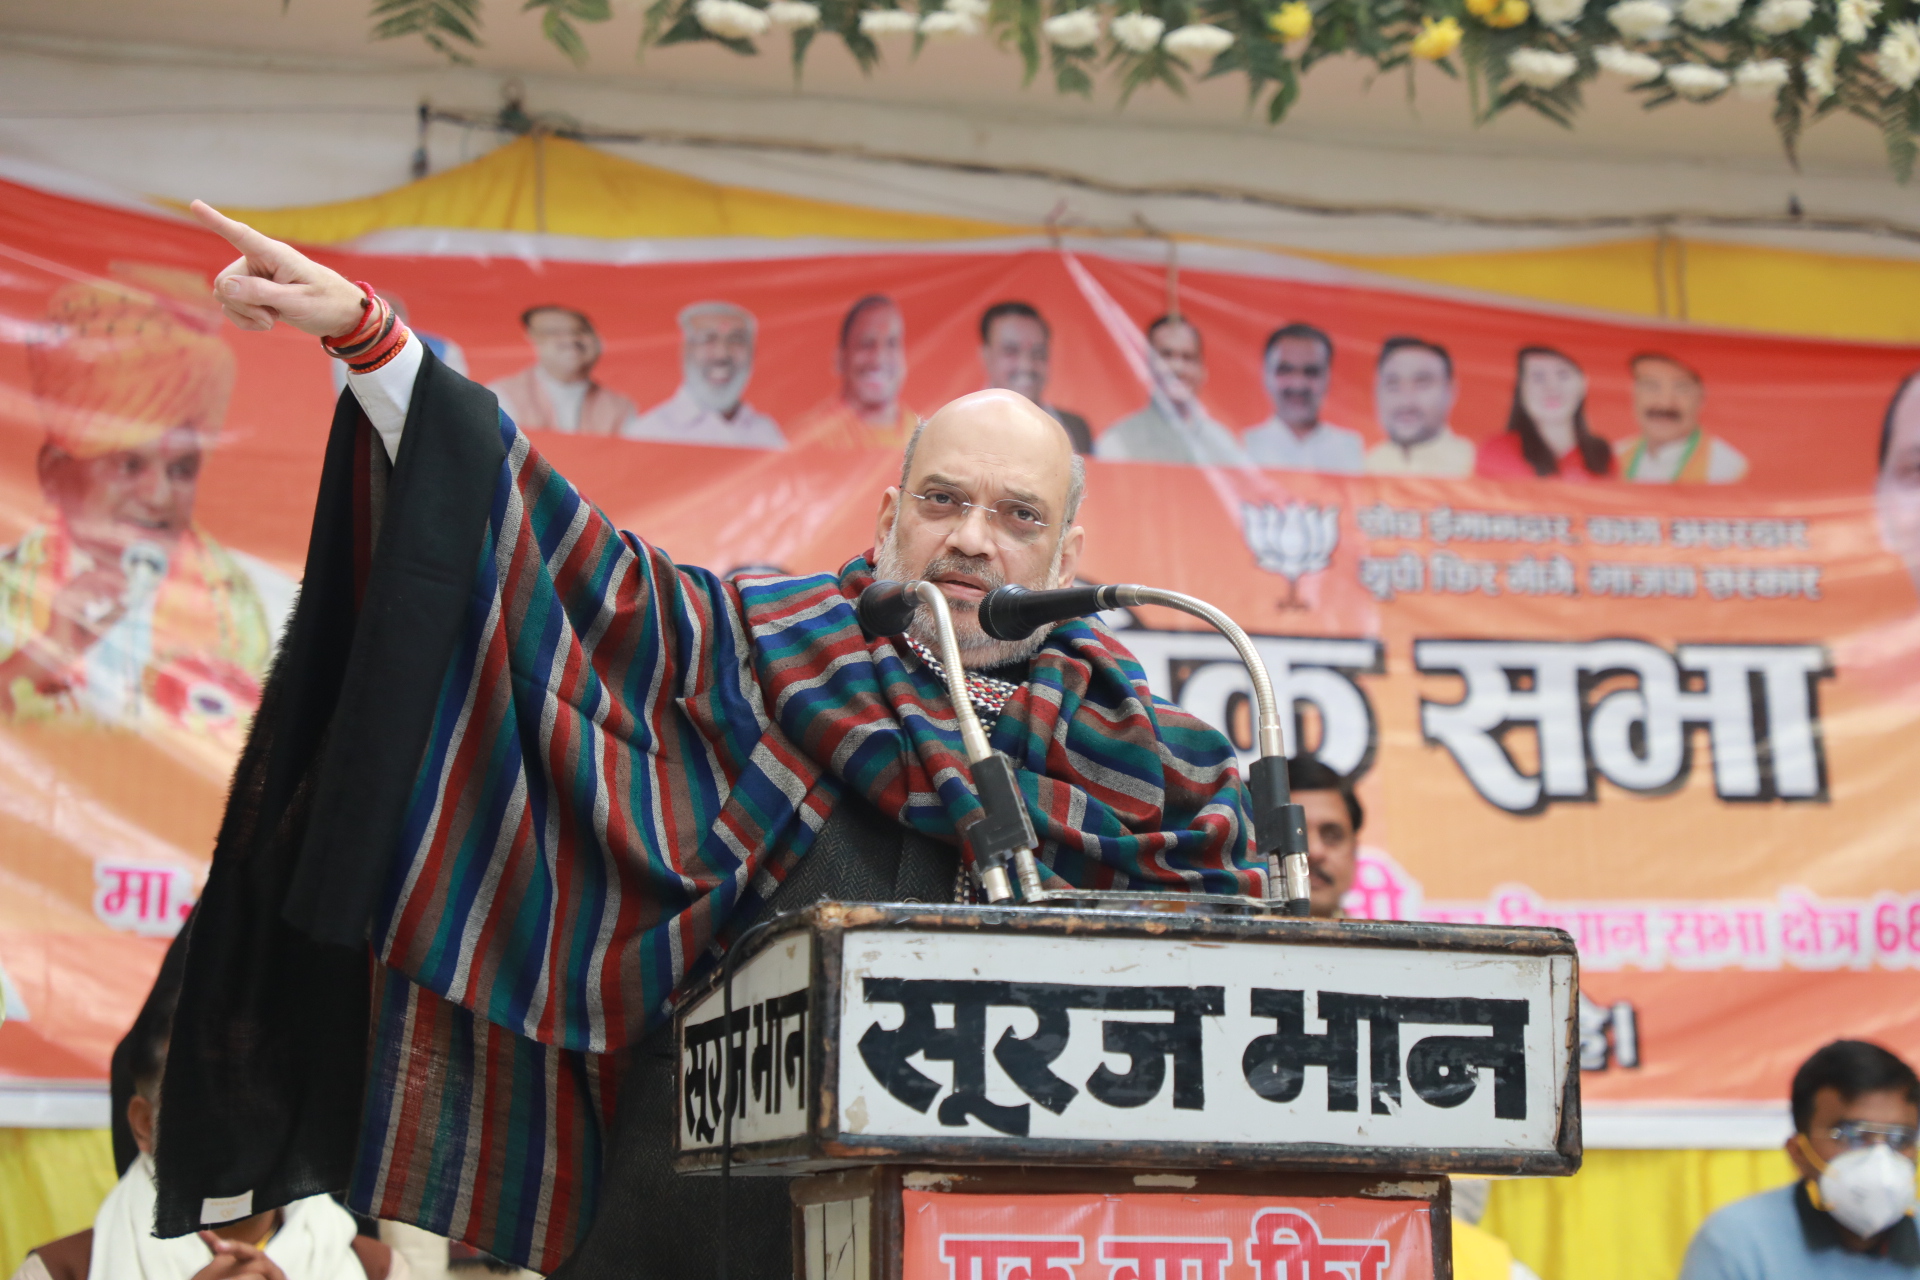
top-left (214, 133), bottom-right (1023, 245)
top-left (209, 133), bottom-right (1919, 347)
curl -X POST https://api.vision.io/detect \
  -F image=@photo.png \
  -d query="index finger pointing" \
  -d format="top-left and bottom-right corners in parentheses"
top-left (188, 201), bottom-right (283, 262)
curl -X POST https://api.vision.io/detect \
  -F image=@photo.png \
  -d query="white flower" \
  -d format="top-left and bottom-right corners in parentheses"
top-left (1678, 0), bottom-right (1740, 29)
top-left (1666, 61), bottom-right (1731, 95)
top-left (1041, 7), bottom-right (1103, 46)
top-left (945, 0), bottom-right (991, 15)
top-left (1163, 22), bottom-right (1234, 57)
top-left (694, 0), bottom-right (772, 37)
top-left (1110, 11), bottom-right (1167, 50)
top-left (765, 0), bottom-right (821, 27)
top-left (1838, 0), bottom-right (1882, 44)
top-left (1508, 46), bottom-right (1580, 85)
top-left (1734, 56), bottom-right (1790, 94)
top-left (1880, 19), bottom-right (1920, 87)
top-left (1595, 42), bottom-right (1664, 76)
top-left (858, 6), bottom-right (920, 33)
top-left (1806, 34), bottom-right (1840, 97)
top-left (1747, 0), bottom-right (1810, 33)
top-left (1607, 0), bottom-right (1675, 41)
top-left (919, 9), bottom-right (980, 35)
top-left (1533, 0), bottom-right (1588, 25)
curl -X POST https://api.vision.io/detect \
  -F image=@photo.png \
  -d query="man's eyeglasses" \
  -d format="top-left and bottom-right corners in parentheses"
top-left (906, 486), bottom-right (1051, 548)
top-left (1828, 1121), bottom-right (1919, 1154)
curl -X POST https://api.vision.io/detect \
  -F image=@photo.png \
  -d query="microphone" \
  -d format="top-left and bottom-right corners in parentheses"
top-left (978, 583), bottom-right (1146, 642)
top-left (998, 580), bottom-right (1313, 916)
top-left (856, 580), bottom-right (921, 638)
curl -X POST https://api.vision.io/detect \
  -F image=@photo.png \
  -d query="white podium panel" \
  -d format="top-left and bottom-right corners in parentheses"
top-left (675, 903), bottom-right (1580, 1177)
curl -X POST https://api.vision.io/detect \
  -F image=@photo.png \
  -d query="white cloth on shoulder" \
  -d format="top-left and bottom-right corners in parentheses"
top-left (86, 1154), bottom-right (369, 1280)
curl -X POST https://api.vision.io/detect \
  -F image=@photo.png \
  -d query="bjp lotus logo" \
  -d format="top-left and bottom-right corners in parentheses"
top-left (1243, 501), bottom-right (1339, 609)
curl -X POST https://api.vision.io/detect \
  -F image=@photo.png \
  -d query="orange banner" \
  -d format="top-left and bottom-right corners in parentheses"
top-left (2, 173), bottom-right (1917, 1137)
top-left (899, 1189), bottom-right (1435, 1279)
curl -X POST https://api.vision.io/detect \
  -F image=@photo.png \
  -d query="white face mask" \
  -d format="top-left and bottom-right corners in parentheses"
top-left (1818, 1144), bottom-right (1918, 1239)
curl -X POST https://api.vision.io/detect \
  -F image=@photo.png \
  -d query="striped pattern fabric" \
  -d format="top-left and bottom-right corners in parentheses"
top-left (351, 414), bottom-right (1261, 1267)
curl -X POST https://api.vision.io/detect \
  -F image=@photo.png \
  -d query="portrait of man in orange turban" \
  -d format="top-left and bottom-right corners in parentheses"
top-left (0, 266), bottom-right (291, 753)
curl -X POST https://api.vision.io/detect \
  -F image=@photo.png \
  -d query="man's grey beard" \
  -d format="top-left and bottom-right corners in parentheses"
top-left (872, 529), bottom-right (1066, 670)
top-left (684, 356), bottom-right (752, 414)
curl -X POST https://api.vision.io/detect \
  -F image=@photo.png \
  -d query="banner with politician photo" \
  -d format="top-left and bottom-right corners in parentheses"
top-left (0, 170), bottom-right (1916, 1142)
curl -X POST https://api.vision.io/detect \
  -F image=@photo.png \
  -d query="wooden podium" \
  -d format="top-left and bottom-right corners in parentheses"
top-left (673, 903), bottom-right (1579, 1279)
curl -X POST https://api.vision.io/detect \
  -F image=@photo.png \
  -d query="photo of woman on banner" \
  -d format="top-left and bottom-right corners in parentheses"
top-left (1475, 346), bottom-right (1614, 482)
top-left (1618, 352), bottom-right (1748, 484)
top-left (1, 268), bottom-right (291, 750)
top-left (1875, 370), bottom-right (1920, 592)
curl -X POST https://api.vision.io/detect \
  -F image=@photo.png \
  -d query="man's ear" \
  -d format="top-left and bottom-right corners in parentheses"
top-left (1052, 524), bottom-right (1087, 589)
top-left (1787, 1132), bottom-right (1820, 1182)
top-left (128, 1093), bottom-right (157, 1156)
top-left (874, 487), bottom-right (901, 554)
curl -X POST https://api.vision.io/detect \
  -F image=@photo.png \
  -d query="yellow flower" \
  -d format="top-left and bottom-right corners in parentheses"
top-left (1410, 13), bottom-right (1464, 54)
top-left (1485, 0), bottom-right (1530, 24)
top-left (1268, 1), bottom-right (1314, 38)
top-left (1464, 0), bottom-right (1500, 17)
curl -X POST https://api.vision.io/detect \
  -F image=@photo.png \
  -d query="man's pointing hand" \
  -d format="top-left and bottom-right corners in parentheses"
top-left (190, 200), bottom-right (367, 340)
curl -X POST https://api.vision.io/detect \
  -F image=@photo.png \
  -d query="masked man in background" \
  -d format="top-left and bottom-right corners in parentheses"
top-left (0, 270), bottom-right (291, 753)
top-left (1680, 1040), bottom-right (1920, 1278)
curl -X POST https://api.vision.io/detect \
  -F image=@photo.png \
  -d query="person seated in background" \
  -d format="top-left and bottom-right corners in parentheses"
top-left (793, 294), bottom-right (919, 448)
top-left (487, 306), bottom-right (634, 435)
top-left (977, 301), bottom-right (1092, 454)
top-left (8, 931), bottom-right (403, 1280)
top-left (1475, 346), bottom-right (1613, 482)
top-left (622, 301), bottom-right (785, 449)
top-left (1364, 336), bottom-right (1475, 477)
top-left (1289, 756), bottom-right (1361, 919)
top-left (1095, 314), bottom-right (1248, 466)
top-left (1679, 1039), bottom-right (1920, 1278)
top-left (1242, 323), bottom-right (1365, 473)
top-left (1617, 352), bottom-right (1746, 484)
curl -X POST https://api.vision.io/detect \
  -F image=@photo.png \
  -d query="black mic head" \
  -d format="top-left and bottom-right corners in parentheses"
top-left (857, 580), bottom-right (920, 638)
top-left (978, 585), bottom-right (1040, 641)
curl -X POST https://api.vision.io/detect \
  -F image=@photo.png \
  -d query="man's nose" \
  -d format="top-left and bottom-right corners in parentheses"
top-left (946, 506), bottom-right (999, 558)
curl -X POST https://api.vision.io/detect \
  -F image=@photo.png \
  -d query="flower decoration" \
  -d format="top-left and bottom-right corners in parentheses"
top-left (1806, 33), bottom-right (1841, 97)
top-left (1666, 61), bottom-right (1732, 94)
top-left (1594, 41), bottom-right (1662, 75)
top-left (391, 0), bottom-right (1920, 183)
top-left (1164, 22), bottom-right (1235, 56)
top-left (694, 0), bottom-right (772, 37)
top-left (1747, 0), bottom-right (1811, 32)
top-left (1269, 1), bottom-right (1314, 39)
top-left (858, 7), bottom-right (919, 34)
top-left (1837, 0), bottom-right (1882, 43)
top-left (1041, 7), bottom-right (1102, 45)
top-left (765, 0), bottom-right (822, 26)
top-left (1881, 20), bottom-right (1920, 88)
top-left (919, 9), bottom-right (980, 36)
top-left (1509, 46), bottom-right (1580, 82)
top-left (1533, 0), bottom-right (1588, 25)
top-left (1110, 10), bottom-right (1167, 50)
top-left (1733, 56), bottom-right (1790, 93)
top-left (1409, 14), bottom-right (1464, 56)
top-left (1606, 0), bottom-right (1676, 39)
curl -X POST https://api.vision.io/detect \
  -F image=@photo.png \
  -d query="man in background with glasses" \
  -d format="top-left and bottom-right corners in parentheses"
top-left (1681, 1040), bottom-right (1919, 1278)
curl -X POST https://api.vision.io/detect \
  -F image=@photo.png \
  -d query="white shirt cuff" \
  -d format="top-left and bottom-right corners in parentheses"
top-left (346, 334), bottom-right (423, 463)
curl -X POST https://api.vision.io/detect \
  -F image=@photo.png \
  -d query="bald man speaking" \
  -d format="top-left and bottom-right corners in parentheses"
top-left (159, 205), bottom-right (1263, 1279)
